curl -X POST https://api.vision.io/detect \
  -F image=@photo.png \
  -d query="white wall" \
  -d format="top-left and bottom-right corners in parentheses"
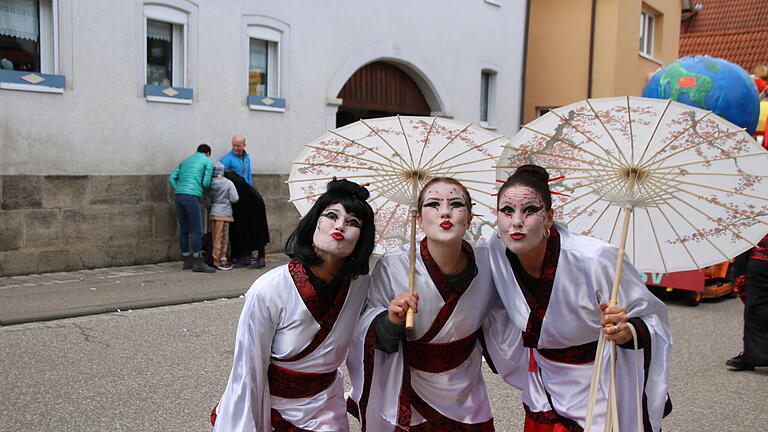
top-left (0, 0), bottom-right (527, 176)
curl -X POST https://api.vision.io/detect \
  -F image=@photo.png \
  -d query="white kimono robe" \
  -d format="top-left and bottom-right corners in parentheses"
top-left (347, 241), bottom-right (519, 430)
top-left (213, 262), bottom-right (369, 432)
top-left (487, 224), bottom-right (672, 432)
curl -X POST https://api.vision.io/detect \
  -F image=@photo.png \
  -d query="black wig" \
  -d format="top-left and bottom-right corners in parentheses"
top-left (284, 179), bottom-right (375, 278)
top-left (498, 164), bottom-right (552, 211)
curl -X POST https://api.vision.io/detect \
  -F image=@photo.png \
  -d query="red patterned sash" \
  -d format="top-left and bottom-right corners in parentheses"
top-left (537, 340), bottom-right (598, 365)
top-left (284, 259), bottom-right (350, 362)
top-left (403, 333), bottom-right (478, 372)
top-left (268, 363), bottom-right (337, 399)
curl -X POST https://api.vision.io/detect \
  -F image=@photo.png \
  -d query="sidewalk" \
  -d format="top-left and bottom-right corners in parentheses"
top-left (0, 254), bottom-right (291, 326)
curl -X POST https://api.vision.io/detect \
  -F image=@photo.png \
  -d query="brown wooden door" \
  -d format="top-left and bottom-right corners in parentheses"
top-left (336, 61), bottom-right (431, 127)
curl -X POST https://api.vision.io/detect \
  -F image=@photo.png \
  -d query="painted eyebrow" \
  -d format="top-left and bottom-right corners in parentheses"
top-left (499, 199), bottom-right (541, 206)
top-left (425, 196), bottom-right (465, 201)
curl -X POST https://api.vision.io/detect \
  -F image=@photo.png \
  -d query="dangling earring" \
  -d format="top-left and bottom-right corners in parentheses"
top-left (543, 226), bottom-right (550, 239)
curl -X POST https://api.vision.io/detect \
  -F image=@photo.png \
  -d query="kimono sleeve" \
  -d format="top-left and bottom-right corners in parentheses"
top-left (480, 298), bottom-right (528, 390)
top-left (591, 245), bottom-right (672, 432)
top-left (212, 285), bottom-right (277, 432)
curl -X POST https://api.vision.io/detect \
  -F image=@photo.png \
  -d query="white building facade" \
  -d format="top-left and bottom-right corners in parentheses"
top-left (0, 0), bottom-right (528, 275)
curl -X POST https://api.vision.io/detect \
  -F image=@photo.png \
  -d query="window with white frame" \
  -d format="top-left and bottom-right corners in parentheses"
top-left (480, 70), bottom-right (496, 126)
top-left (144, 5), bottom-right (186, 87)
top-left (247, 25), bottom-right (280, 98)
top-left (639, 10), bottom-right (655, 57)
top-left (0, 0), bottom-right (57, 73)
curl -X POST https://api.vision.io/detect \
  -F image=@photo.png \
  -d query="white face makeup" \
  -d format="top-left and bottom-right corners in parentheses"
top-left (312, 203), bottom-right (362, 260)
top-left (496, 186), bottom-right (552, 255)
top-left (418, 181), bottom-right (471, 244)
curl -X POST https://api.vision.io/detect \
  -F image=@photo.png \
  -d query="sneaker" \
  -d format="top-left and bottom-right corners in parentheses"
top-left (233, 256), bottom-right (250, 268)
top-left (250, 261), bottom-right (265, 269)
top-left (192, 256), bottom-right (216, 273)
top-left (216, 263), bottom-right (234, 271)
top-left (726, 352), bottom-right (755, 371)
top-left (182, 255), bottom-right (193, 270)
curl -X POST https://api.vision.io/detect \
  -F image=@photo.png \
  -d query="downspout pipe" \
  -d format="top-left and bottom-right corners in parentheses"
top-left (518, 0), bottom-right (532, 128)
top-left (588, 0), bottom-right (597, 98)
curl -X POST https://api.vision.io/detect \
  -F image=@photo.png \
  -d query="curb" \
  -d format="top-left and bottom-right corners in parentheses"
top-left (0, 290), bottom-right (249, 326)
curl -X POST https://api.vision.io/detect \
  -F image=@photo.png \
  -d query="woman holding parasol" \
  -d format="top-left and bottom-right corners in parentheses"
top-left (347, 177), bottom-right (516, 431)
top-left (487, 165), bottom-right (672, 431)
top-left (211, 179), bottom-right (375, 432)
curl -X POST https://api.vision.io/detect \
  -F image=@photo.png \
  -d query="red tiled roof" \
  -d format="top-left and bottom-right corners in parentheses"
top-left (680, 30), bottom-right (768, 73)
top-left (685, 0), bottom-right (768, 34)
top-left (680, 0), bottom-right (768, 73)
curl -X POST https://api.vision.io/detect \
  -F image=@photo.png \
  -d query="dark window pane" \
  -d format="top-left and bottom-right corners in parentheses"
top-left (146, 19), bottom-right (172, 86)
top-left (0, 0), bottom-right (40, 72)
top-left (480, 72), bottom-right (490, 122)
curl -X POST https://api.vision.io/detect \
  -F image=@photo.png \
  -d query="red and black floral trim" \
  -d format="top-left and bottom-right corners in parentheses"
top-left (397, 370), bottom-right (495, 431)
top-left (347, 311), bottom-right (385, 431)
top-left (750, 234), bottom-right (768, 261)
top-left (618, 317), bottom-right (650, 350)
top-left (285, 259), bottom-right (350, 362)
top-left (210, 403), bottom-right (218, 426)
top-left (506, 226), bottom-right (560, 349)
top-left (418, 239), bottom-right (477, 342)
top-left (267, 364), bottom-right (337, 399)
top-left (523, 404), bottom-right (583, 432)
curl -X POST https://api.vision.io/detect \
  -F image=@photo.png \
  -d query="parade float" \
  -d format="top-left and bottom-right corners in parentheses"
top-left (642, 55), bottom-right (761, 305)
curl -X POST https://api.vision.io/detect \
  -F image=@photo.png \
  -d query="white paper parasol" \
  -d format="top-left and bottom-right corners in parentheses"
top-left (497, 96), bottom-right (768, 431)
top-left (289, 115), bottom-right (505, 328)
top-left (497, 96), bottom-right (768, 274)
top-left (289, 115), bottom-right (505, 252)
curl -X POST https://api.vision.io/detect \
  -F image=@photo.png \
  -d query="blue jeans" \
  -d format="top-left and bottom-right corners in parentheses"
top-left (175, 194), bottom-right (203, 254)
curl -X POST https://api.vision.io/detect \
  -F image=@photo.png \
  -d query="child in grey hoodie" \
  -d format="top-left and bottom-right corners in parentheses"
top-left (205, 162), bottom-right (239, 270)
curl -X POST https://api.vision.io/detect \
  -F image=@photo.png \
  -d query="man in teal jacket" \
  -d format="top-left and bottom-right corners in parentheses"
top-left (169, 144), bottom-right (216, 272)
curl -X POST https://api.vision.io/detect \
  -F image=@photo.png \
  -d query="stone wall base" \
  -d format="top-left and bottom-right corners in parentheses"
top-left (0, 174), bottom-right (298, 276)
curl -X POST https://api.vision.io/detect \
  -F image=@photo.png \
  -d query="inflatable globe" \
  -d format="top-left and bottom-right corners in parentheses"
top-left (642, 55), bottom-right (759, 135)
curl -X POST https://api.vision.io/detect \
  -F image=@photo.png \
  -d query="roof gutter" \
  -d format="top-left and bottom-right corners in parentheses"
top-left (588, 0), bottom-right (597, 98)
top-left (518, 0), bottom-right (532, 128)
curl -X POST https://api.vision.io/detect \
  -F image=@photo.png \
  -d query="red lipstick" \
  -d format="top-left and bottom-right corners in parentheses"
top-left (510, 233), bottom-right (525, 240)
top-left (331, 232), bottom-right (345, 240)
top-left (440, 221), bottom-right (454, 230)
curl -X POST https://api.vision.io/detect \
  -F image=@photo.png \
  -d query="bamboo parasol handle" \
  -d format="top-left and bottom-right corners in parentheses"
top-left (405, 208), bottom-right (418, 330)
top-left (609, 206), bottom-right (634, 307)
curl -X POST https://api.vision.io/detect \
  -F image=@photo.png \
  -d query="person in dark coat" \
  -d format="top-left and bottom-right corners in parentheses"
top-left (727, 234), bottom-right (768, 370)
top-left (224, 170), bottom-right (270, 268)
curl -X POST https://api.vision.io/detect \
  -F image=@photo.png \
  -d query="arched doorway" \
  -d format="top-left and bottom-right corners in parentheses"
top-left (336, 61), bottom-right (432, 127)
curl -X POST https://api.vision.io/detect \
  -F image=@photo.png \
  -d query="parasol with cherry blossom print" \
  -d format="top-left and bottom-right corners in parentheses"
top-left (496, 96), bottom-right (768, 431)
top-left (289, 115), bottom-right (507, 328)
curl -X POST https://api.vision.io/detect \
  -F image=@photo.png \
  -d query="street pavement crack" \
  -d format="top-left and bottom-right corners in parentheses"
top-left (72, 323), bottom-right (111, 348)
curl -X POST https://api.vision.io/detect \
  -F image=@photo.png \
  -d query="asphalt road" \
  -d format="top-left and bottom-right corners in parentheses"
top-left (1, 292), bottom-right (765, 431)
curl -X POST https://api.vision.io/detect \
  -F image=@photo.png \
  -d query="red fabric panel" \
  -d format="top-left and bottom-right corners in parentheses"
top-left (267, 364), bottom-right (336, 399)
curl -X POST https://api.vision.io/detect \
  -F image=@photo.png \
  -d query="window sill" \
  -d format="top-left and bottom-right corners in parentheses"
top-left (144, 84), bottom-right (193, 104)
top-left (479, 121), bottom-right (497, 130)
top-left (638, 52), bottom-right (663, 65)
top-left (0, 70), bottom-right (65, 93)
top-left (248, 95), bottom-right (286, 112)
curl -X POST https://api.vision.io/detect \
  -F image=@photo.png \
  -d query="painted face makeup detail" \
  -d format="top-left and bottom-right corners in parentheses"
top-left (419, 182), bottom-right (471, 242)
top-left (496, 186), bottom-right (551, 255)
top-left (313, 203), bottom-right (362, 259)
